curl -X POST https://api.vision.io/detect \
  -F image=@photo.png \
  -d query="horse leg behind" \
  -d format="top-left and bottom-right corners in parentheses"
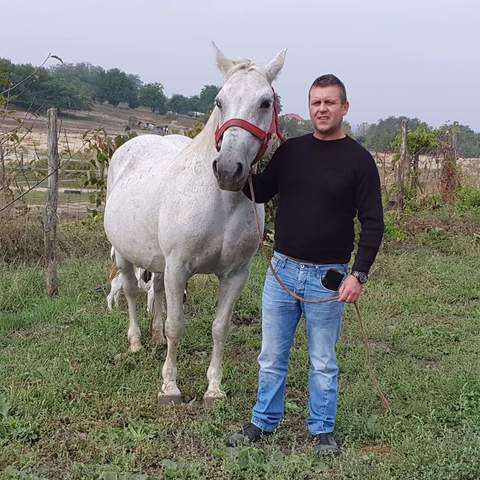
top-left (107, 272), bottom-right (123, 311)
top-left (204, 266), bottom-right (250, 405)
top-left (159, 261), bottom-right (189, 404)
top-left (150, 272), bottom-right (167, 345)
top-left (115, 253), bottom-right (142, 352)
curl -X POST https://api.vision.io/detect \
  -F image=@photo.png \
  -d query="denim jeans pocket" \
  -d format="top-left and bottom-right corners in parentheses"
top-left (319, 267), bottom-right (347, 293)
top-left (269, 255), bottom-right (285, 273)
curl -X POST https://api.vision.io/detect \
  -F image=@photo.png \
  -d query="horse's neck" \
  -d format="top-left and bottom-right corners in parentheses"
top-left (182, 111), bottom-right (247, 208)
top-left (184, 110), bottom-right (219, 170)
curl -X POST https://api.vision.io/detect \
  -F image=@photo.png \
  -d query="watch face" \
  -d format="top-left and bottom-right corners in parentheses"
top-left (353, 271), bottom-right (368, 284)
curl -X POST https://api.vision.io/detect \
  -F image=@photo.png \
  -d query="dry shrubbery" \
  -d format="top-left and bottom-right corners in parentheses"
top-left (0, 211), bottom-right (45, 263)
top-left (0, 212), bottom-right (110, 264)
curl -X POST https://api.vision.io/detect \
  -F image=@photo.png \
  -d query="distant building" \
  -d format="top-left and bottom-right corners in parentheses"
top-left (283, 113), bottom-right (304, 122)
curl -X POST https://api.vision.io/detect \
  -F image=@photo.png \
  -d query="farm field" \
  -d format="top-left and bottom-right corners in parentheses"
top-left (1, 207), bottom-right (480, 480)
top-left (0, 103), bottom-right (198, 165)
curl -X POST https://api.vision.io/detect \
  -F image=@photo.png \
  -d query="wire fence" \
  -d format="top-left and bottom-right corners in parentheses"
top-left (2, 107), bottom-right (480, 261)
top-left (1, 118), bottom-right (101, 222)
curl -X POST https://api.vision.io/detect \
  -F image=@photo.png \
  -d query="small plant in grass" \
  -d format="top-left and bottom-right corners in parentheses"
top-left (383, 211), bottom-right (407, 241)
top-left (457, 186), bottom-right (480, 210)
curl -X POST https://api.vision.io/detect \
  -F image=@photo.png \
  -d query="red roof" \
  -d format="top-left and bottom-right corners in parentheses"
top-left (283, 113), bottom-right (304, 122)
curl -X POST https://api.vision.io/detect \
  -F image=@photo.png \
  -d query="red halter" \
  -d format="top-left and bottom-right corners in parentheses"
top-left (214, 89), bottom-right (286, 165)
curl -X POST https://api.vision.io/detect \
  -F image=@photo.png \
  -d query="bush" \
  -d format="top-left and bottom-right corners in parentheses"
top-left (383, 211), bottom-right (407, 241)
top-left (457, 186), bottom-right (480, 210)
top-left (0, 213), bottom-right (110, 264)
top-left (0, 212), bottom-right (45, 264)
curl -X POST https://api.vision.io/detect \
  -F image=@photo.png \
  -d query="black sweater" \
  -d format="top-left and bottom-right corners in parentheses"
top-left (244, 134), bottom-right (384, 273)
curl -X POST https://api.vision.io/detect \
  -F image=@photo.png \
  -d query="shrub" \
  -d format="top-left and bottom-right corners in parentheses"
top-left (457, 186), bottom-right (480, 210)
top-left (383, 211), bottom-right (407, 241)
top-left (0, 213), bottom-right (109, 264)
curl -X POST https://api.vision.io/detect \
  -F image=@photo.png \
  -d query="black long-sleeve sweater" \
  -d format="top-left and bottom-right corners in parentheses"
top-left (243, 134), bottom-right (384, 273)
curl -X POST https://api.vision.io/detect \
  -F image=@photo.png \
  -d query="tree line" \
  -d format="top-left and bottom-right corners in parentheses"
top-left (0, 58), bottom-right (220, 116)
top-left (353, 116), bottom-right (480, 158)
top-left (1, 58), bottom-right (479, 157)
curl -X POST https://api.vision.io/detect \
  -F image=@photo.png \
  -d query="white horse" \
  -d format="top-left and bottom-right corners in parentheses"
top-left (104, 44), bottom-right (286, 404)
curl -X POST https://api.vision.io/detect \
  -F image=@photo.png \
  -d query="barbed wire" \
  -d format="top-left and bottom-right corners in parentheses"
top-left (0, 164), bottom-right (62, 214)
top-left (0, 53), bottom-right (63, 96)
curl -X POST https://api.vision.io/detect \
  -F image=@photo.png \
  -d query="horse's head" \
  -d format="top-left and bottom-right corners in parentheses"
top-left (211, 43), bottom-right (286, 191)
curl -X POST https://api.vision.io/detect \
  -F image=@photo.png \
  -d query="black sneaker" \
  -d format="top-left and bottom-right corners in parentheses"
top-left (227, 422), bottom-right (272, 447)
top-left (312, 432), bottom-right (340, 455)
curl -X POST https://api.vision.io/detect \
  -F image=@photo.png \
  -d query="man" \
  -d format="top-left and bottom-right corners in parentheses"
top-left (228, 75), bottom-right (384, 455)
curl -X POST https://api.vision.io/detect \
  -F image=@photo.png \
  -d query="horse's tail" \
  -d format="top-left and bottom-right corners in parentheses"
top-left (109, 246), bottom-right (120, 282)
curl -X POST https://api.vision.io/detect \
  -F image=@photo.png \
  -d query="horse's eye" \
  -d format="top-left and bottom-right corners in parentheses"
top-left (260, 99), bottom-right (271, 109)
top-left (215, 99), bottom-right (222, 109)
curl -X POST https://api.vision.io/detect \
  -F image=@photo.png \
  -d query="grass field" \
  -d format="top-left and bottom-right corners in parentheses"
top-left (1, 208), bottom-right (480, 479)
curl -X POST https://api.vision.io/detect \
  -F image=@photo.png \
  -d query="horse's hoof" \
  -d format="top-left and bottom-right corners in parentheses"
top-left (129, 341), bottom-right (143, 353)
top-left (158, 394), bottom-right (182, 405)
top-left (203, 391), bottom-right (226, 407)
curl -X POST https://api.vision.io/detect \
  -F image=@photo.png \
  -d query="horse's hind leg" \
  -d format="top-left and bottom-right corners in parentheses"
top-left (159, 262), bottom-right (188, 404)
top-left (204, 266), bottom-right (250, 405)
top-left (150, 272), bottom-right (167, 345)
top-left (116, 253), bottom-right (142, 352)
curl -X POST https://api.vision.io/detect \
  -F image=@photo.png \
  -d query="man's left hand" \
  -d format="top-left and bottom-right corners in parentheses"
top-left (338, 275), bottom-right (363, 303)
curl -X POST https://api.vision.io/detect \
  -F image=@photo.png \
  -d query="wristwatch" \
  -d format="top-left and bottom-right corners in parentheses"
top-left (351, 270), bottom-right (368, 285)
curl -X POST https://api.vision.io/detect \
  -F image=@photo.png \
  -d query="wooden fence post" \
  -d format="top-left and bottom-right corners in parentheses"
top-left (395, 119), bottom-right (409, 209)
top-left (441, 127), bottom-right (458, 205)
top-left (45, 108), bottom-right (59, 296)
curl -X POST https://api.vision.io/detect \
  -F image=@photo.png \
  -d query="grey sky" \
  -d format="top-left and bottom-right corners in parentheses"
top-left (1, 0), bottom-right (479, 130)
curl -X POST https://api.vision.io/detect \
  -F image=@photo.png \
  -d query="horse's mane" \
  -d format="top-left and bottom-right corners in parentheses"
top-left (182, 107), bottom-right (220, 163)
top-left (224, 59), bottom-right (261, 79)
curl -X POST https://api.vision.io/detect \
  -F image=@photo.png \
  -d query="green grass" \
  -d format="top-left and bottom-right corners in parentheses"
top-left (1, 215), bottom-right (480, 479)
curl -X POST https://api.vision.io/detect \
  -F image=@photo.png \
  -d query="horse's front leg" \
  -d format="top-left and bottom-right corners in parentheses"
top-left (204, 266), bottom-right (250, 405)
top-left (159, 262), bottom-right (188, 404)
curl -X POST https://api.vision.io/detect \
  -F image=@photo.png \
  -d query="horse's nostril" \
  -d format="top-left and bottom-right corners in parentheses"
top-left (212, 160), bottom-right (219, 178)
top-left (234, 162), bottom-right (243, 179)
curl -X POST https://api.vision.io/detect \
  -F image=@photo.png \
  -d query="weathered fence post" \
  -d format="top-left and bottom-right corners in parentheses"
top-left (45, 108), bottom-right (59, 296)
top-left (441, 127), bottom-right (458, 205)
top-left (395, 119), bottom-right (409, 209)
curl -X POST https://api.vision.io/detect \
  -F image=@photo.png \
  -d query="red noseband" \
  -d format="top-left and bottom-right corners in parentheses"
top-left (214, 89), bottom-right (286, 165)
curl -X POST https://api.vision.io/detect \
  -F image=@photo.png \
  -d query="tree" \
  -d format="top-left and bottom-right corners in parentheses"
top-left (0, 59), bottom-right (91, 112)
top-left (139, 82), bottom-right (167, 113)
top-left (198, 85), bottom-right (220, 113)
top-left (437, 122), bottom-right (480, 158)
top-left (168, 94), bottom-right (191, 114)
top-left (391, 126), bottom-right (439, 194)
top-left (96, 68), bottom-right (139, 107)
top-left (279, 116), bottom-right (312, 138)
top-left (49, 62), bottom-right (104, 101)
top-left (364, 116), bottom-right (429, 152)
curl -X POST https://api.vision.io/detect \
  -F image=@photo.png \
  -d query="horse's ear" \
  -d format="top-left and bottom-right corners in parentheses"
top-left (264, 49), bottom-right (287, 84)
top-left (212, 41), bottom-right (234, 77)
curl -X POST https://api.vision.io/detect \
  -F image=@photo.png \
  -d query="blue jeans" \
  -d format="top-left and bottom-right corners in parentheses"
top-left (251, 251), bottom-right (347, 435)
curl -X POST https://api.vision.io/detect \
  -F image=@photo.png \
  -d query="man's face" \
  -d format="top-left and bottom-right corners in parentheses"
top-left (309, 85), bottom-right (349, 139)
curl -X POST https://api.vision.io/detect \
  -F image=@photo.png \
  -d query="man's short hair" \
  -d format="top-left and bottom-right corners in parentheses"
top-left (309, 75), bottom-right (347, 104)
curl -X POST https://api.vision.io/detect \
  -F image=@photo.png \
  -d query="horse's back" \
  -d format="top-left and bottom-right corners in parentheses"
top-left (107, 134), bottom-right (192, 195)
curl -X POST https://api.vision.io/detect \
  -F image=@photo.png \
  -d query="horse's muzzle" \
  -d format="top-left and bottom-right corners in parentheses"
top-left (212, 158), bottom-right (245, 191)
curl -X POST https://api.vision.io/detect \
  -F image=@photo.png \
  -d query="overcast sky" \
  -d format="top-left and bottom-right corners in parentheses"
top-left (1, 0), bottom-right (479, 130)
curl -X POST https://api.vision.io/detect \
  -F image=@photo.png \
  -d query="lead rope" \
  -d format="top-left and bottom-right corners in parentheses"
top-left (247, 175), bottom-right (391, 413)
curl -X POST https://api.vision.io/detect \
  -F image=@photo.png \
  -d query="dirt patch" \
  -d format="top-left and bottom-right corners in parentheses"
top-left (357, 443), bottom-right (393, 456)
top-left (0, 103), bottom-right (198, 163)
top-left (232, 315), bottom-right (259, 326)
